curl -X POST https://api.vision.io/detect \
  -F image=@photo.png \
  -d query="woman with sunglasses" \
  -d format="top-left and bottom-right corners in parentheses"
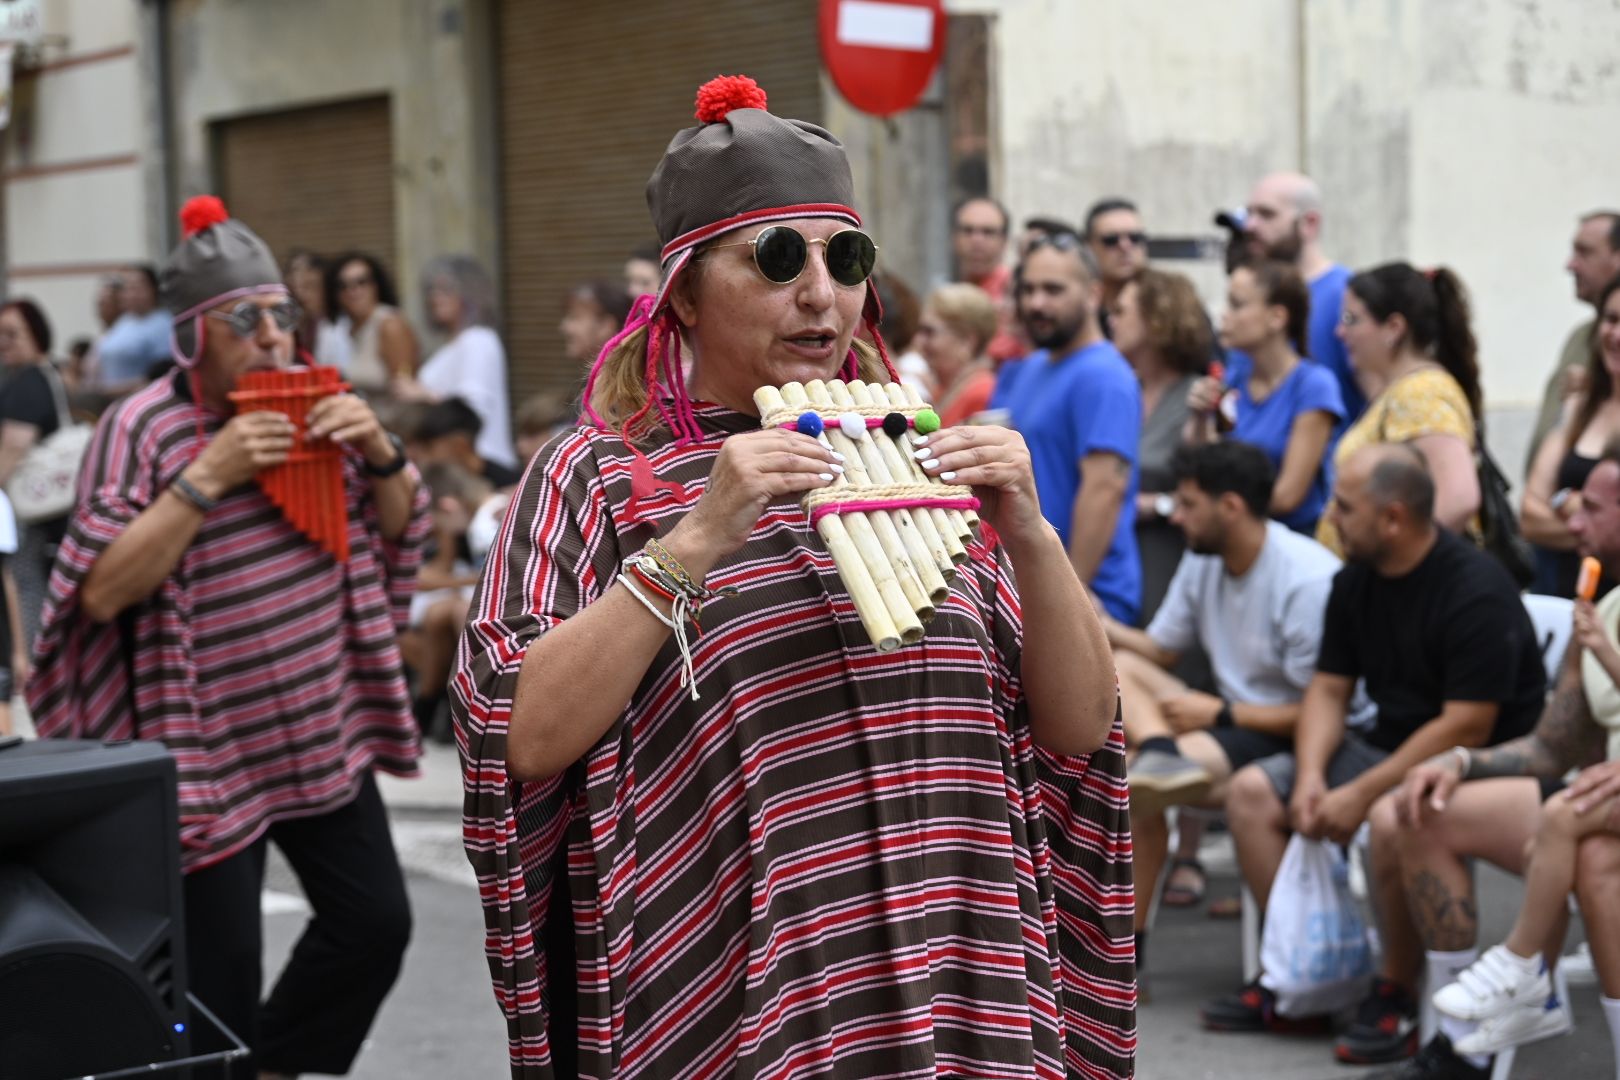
top-left (452, 76), bottom-right (1135, 1080)
top-left (27, 197), bottom-right (429, 1077)
top-left (325, 251), bottom-right (419, 396)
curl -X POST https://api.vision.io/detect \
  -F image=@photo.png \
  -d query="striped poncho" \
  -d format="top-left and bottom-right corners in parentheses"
top-left (453, 404), bottom-right (1137, 1079)
top-left (28, 372), bottom-right (430, 871)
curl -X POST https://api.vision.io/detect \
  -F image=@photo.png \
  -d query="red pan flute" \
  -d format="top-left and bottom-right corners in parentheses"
top-left (227, 366), bottom-right (350, 562)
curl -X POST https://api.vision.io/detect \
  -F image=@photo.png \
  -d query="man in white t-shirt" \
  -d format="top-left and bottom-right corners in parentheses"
top-left (1104, 440), bottom-right (1342, 960)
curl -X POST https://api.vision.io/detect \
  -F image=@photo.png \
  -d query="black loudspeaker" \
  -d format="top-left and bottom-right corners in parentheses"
top-left (0, 739), bottom-right (191, 1079)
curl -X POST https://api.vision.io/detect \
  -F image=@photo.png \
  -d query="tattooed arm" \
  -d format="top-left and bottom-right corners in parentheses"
top-left (1465, 643), bottom-right (1605, 781)
top-left (1399, 644), bottom-right (1603, 825)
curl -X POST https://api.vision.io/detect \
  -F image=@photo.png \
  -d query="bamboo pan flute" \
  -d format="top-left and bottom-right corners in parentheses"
top-left (754, 378), bottom-right (979, 652)
top-left (228, 366), bottom-right (350, 562)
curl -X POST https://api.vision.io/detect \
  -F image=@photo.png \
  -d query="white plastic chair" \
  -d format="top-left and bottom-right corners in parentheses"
top-left (1522, 593), bottom-right (1574, 683)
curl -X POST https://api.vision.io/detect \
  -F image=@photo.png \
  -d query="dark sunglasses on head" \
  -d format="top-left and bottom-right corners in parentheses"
top-left (206, 299), bottom-right (302, 338)
top-left (1098, 231), bottom-right (1148, 249)
top-left (708, 226), bottom-right (879, 287)
top-left (1025, 230), bottom-right (1085, 254)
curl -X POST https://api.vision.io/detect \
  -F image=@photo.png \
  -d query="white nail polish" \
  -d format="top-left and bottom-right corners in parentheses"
top-left (830, 463), bottom-right (845, 473)
top-left (913, 448), bottom-right (932, 460)
top-left (922, 459), bottom-right (940, 470)
top-left (819, 472), bottom-right (834, 481)
top-left (941, 471), bottom-right (957, 481)
top-left (832, 451), bottom-right (846, 461)
top-left (914, 435), bottom-right (928, 445)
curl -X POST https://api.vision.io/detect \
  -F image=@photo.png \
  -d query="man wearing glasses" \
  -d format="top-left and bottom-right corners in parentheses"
top-left (27, 197), bottom-right (430, 1079)
top-left (1085, 197), bottom-right (1150, 336)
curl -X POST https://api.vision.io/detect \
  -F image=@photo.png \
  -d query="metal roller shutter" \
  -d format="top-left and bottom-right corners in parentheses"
top-left (497, 1), bottom-right (820, 407)
top-left (214, 96), bottom-right (396, 275)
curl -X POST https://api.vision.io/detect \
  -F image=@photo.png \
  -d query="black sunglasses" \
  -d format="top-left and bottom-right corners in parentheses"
top-left (708, 226), bottom-right (879, 287)
top-left (206, 299), bottom-right (302, 338)
top-left (1098, 231), bottom-right (1148, 249)
top-left (1026, 230), bottom-right (1085, 254)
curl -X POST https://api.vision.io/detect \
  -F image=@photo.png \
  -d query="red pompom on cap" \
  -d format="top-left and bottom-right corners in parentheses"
top-left (179, 194), bottom-right (229, 238)
top-left (694, 75), bottom-right (767, 123)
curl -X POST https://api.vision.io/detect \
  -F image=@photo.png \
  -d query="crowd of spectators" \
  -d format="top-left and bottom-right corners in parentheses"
top-left (8, 176), bottom-right (1620, 1078)
top-left (921, 180), bottom-right (1620, 1079)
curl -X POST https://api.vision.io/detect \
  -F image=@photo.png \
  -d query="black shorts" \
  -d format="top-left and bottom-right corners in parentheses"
top-left (1207, 726), bottom-right (1293, 771)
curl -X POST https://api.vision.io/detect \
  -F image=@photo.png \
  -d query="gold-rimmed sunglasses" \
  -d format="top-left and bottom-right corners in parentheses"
top-left (707, 226), bottom-right (878, 287)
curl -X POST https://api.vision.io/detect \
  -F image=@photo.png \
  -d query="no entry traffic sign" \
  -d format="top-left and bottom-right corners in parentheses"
top-left (819, 0), bottom-right (945, 117)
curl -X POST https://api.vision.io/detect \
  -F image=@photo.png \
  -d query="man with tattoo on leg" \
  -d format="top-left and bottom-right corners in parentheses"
top-left (1200, 445), bottom-right (1546, 1045)
top-left (1351, 441), bottom-right (1620, 1078)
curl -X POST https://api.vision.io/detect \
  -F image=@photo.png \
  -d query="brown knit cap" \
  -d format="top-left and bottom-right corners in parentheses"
top-left (646, 76), bottom-right (860, 306)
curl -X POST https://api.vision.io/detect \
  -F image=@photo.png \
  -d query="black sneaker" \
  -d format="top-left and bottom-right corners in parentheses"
top-left (1199, 979), bottom-right (1331, 1034)
top-left (1336, 977), bottom-right (1420, 1064)
top-left (1363, 1033), bottom-right (1490, 1079)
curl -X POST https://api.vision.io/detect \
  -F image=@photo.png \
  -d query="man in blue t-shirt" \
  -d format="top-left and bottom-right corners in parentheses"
top-left (992, 233), bottom-right (1141, 622)
top-left (1242, 173), bottom-right (1362, 422)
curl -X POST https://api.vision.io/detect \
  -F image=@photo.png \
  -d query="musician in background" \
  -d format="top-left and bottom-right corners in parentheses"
top-left (27, 197), bottom-right (430, 1079)
top-left (452, 76), bottom-right (1134, 1079)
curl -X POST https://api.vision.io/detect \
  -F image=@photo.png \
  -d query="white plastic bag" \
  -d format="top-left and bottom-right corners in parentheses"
top-left (1259, 834), bottom-right (1372, 1017)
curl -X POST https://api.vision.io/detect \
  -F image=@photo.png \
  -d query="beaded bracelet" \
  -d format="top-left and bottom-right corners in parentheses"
top-left (617, 573), bottom-right (701, 701)
top-left (170, 474), bottom-right (219, 514)
top-left (638, 540), bottom-right (739, 610)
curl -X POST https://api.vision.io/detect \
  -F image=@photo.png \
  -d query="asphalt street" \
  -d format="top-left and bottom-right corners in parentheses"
top-left (254, 743), bottom-right (1613, 1079)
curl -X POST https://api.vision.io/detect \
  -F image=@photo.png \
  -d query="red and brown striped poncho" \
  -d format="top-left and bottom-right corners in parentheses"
top-left (28, 372), bottom-right (430, 871)
top-left (453, 404), bottom-right (1137, 1079)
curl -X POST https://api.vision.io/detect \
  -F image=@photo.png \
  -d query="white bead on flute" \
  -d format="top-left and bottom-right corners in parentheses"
top-left (755, 378), bottom-right (980, 651)
top-left (754, 384), bottom-right (917, 650)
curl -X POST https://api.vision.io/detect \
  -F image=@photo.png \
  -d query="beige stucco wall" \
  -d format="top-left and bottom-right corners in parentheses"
top-left (949, 0), bottom-right (1620, 476)
top-left (2, 0), bottom-right (149, 349)
top-left (822, 80), bottom-right (953, 297)
top-left (165, 0), bottom-right (499, 336)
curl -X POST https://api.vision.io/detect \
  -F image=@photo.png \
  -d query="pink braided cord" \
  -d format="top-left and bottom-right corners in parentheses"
top-left (807, 495), bottom-right (980, 526)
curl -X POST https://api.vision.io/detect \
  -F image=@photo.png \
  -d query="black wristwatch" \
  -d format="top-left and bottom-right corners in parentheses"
top-left (1214, 701), bottom-right (1235, 729)
top-left (363, 433), bottom-right (409, 478)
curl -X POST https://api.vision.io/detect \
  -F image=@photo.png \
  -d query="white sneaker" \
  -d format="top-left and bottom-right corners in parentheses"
top-left (1454, 994), bottom-right (1574, 1055)
top-left (1432, 944), bottom-right (1550, 1021)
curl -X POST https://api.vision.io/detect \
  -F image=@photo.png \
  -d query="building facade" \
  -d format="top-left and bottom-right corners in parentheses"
top-left (5, 0), bottom-right (1617, 473)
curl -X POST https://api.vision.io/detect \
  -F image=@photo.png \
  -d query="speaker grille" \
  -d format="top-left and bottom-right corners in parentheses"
top-left (0, 953), bottom-right (178, 1079)
top-left (145, 938), bottom-right (177, 1009)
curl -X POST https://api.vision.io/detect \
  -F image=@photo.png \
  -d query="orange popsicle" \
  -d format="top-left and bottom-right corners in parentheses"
top-left (1578, 555), bottom-right (1602, 601)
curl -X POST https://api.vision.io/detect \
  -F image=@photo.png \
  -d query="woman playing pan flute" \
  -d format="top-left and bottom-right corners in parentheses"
top-left (452, 76), bottom-right (1134, 1080)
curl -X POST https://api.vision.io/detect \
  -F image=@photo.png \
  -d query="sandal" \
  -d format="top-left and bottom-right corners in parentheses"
top-left (1208, 895), bottom-right (1243, 919)
top-left (1161, 857), bottom-right (1206, 908)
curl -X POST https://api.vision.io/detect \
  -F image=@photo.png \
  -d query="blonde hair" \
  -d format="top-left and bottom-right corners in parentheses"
top-left (588, 249), bottom-right (893, 440)
top-left (587, 327), bottom-right (889, 442)
top-left (924, 283), bottom-right (998, 354)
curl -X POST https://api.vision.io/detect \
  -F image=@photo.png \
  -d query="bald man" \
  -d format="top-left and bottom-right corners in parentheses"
top-left (1243, 172), bottom-right (1362, 420)
top-left (1202, 445), bottom-right (1547, 1044)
